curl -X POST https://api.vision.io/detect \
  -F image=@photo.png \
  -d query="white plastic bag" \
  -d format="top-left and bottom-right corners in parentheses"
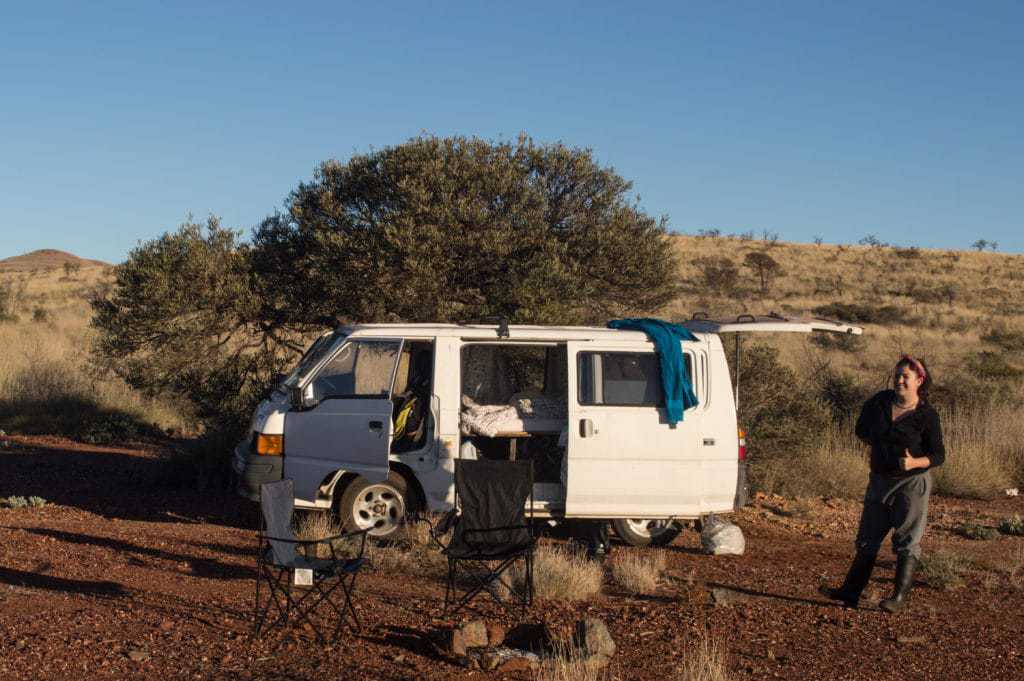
top-left (700, 515), bottom-right (745, 556)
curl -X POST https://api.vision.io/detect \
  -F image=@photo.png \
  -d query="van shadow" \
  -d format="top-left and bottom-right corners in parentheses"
top-left (0, 565), bottom-right (126, 598)
top-left (0, 440), bottom-right (254, 528)
top-left (13, 527), bottom-right (256, 581)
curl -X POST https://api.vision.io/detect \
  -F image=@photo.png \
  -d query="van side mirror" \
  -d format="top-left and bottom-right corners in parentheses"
top-left (289, 385), bottom-right (308, 410)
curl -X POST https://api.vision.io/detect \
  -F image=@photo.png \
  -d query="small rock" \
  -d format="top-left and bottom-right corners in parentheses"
top-left (158, 619), bottom-right (174, 631)
top-left (126, 649), bottom-right (150, 662)
top-left (574, 618), bottom-right (616, 659)
top-left (710, 586), bottom-right (750, 606)
top-left (486, 622), bottom-right (507, 647)
top-left (460, 619), bottom-right (488, 648)
top-left (449, 628), bottom-right (467, 657)
top-left (1006, 488), bottom-right (1019, 498)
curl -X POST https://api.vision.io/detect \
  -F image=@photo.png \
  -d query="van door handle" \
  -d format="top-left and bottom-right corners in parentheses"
top-left (703, 438), bottom-right (715, 446)
top-left (368, 420), bottom-right (384, 432)
top-left (580, 419), bottom-right (598, 438)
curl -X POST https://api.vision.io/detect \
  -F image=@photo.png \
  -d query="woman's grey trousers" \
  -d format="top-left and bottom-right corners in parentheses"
top-left (855, 471), bottom-right (932, 559)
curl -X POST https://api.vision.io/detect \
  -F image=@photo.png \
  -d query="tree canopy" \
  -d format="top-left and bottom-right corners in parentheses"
top-left (92, 135), bottom-right (680, 433)
top-left (253, 134), bottom-right (678, 326)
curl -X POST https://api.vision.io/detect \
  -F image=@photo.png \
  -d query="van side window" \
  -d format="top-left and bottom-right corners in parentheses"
top-left (312, 340), bottom-right (401, 401)
top-left (578, 352), bottom-right (694, 407)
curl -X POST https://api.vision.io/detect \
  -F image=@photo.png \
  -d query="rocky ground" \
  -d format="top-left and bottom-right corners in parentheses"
top-left (1, 436), bottom-right (1022, 680)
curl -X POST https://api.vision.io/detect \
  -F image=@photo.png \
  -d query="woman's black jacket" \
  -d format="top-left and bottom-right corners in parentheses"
top-left (855, 390), bottom-right (946, 477)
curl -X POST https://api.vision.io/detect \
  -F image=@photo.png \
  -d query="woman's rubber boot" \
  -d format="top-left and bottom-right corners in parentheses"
top-left (820, 551), bottom-right (877, 608)
top-left (879, 554), bottom-right (918, 613)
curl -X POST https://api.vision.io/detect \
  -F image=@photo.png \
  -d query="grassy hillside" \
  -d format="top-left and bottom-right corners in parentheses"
top-left (1, 239), bottom-right (1022, 497)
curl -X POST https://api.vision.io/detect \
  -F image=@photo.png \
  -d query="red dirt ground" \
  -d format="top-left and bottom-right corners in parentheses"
top-left (1, 436), bottom-right (1021, 680)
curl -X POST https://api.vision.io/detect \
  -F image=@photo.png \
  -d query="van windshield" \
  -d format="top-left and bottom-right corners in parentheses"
top-left (281, 331), bottom-right (348, 388)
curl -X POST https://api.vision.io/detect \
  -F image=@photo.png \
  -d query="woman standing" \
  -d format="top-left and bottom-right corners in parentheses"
top-left (822, 356), bottom-right (945, 612)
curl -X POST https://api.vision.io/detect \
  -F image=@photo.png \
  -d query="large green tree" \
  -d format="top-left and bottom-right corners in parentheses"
top-left (252, 134), bottom-right (679, 325)
top-left (92, 135), bottom-right (680, 434)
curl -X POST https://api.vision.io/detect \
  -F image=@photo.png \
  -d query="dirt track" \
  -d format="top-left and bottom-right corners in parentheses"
top-left (1, 437), bottom-right (1022, 680)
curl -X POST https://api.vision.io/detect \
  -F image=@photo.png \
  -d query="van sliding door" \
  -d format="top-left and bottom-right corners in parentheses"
top-left (565, 341), bottom-right (703, 518)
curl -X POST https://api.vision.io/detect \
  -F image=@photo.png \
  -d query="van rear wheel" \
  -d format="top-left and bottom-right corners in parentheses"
top-left (611, 518), bottom-right (682, 547)
top-left (338, 472), bottom-right (409, 539)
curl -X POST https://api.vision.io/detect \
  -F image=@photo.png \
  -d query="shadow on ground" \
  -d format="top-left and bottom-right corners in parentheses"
top-left (0, 440), bottom-right (253, 528)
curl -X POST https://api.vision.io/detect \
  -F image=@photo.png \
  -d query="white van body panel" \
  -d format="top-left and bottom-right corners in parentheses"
top-left (251, 390), bottom-right (288, 435)
top-left (699, 339), bottom-right (740, 513)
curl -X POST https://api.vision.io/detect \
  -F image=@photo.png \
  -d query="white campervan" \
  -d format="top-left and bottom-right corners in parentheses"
top-left (234, 316), bottom-right (861, 547)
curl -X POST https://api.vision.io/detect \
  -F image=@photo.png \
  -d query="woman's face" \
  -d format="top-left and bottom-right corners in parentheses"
top-left (893, 364), bottom-right (923, 400)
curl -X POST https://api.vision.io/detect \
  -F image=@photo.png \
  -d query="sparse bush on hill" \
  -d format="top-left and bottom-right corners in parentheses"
top-left (981, 327), bottom-right (1024, 353)
top-left (812, 302), bottom-right (903, 326)
top-left (808, 331), bottom-right (864, 354)
top-left (743, 251), bottom-right (782, 294)
top-left (693, 257), bottom-right (738, 295)
top-left (967, 351), bottom-right (1023, 381)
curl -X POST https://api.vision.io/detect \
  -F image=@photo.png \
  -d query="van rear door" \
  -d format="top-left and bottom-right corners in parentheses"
top-left (284, 338), bottom-right (402, 502)
top-left (564, 341), bottom-right (703, 518)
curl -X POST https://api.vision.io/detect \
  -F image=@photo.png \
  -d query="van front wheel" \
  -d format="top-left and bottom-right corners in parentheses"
top-left (611, 518), bottom-right (682, 547)
top-left (338, 472), bottom-right (409, 539)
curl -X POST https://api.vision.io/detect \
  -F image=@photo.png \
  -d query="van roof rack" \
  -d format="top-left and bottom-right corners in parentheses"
top-left (467, 316), bottom-right (510, 338)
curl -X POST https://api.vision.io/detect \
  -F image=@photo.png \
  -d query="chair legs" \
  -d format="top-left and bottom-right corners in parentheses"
top-left (254, 566), bottom-right (362, 642)
top-left (444, 554), bottom-right (533, 619)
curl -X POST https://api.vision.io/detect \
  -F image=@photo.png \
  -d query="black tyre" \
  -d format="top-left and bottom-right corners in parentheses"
top-left (611, 518), bottom-right (683, 547)
top-left (337, 471), bottom-right (410, 539)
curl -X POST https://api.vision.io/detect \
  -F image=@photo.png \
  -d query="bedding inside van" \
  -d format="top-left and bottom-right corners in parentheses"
top-left (459, 344), bottom-right (568, 437)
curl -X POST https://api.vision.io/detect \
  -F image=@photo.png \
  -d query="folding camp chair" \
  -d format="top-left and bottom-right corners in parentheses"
top-left (443, 459), bottom-right (535, 618)
top-left (254, 480), bottom-right (370, 642)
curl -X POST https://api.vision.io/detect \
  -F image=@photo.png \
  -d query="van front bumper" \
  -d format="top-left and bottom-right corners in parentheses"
top-left (233, 439), bottom-right (283, 501)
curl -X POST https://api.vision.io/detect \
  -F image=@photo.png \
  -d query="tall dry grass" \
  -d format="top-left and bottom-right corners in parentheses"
top-left (610, 550), bottom-right (666, 595)
top-left (672, 628), bottom-right (730, 681)
top-left (0, 265), bottom-right (190, 440)
top-left (513, 545), bottom-right (603, 602)
top-left (931, 403), bottom-right (1021, 498)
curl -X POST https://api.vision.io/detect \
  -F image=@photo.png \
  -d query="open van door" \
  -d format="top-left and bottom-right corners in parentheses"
top-left (681, 313), bottom-right (863, 410)
top-left (564, 340), bottom-right (704, 519)
top-left (284, 338), bottom-right (402, 502)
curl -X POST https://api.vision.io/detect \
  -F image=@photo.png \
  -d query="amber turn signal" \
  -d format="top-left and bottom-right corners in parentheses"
top-left (255, 434), bottom-right (283, 456)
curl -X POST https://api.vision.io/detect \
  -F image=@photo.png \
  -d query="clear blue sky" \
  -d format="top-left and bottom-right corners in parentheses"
top-left (3, 1), bottom-right (1022, 262)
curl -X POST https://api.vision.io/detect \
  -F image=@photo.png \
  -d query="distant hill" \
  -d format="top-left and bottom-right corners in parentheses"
top-left (0, 249), bottom-right (109, 272)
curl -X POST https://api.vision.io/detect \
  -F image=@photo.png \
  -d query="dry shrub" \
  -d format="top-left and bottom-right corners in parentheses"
top-left (754, 424), bottom-right (868, 499)
top-left (534, 641), bottom-right (610, 681)
top-left (514, 545), bottom-right (603, 602)
top-left (610, 550), bottom-right (666, 595)
top-left (673, 628), bottom-right (730, 681)
top-left (920, 550), bottom-right (969, 590)
top-left (293, 511), bottom-right (347, 559)
top-left (366, 520), bottom-right (446, 578)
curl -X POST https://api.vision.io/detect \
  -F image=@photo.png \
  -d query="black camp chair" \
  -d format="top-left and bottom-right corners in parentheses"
top-left (254, 480), bottom-right (370, 642)
top-left (442, 459), bottom-right (535, 618)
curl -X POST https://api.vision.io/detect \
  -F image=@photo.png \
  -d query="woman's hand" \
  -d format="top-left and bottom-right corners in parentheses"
top-left (899, 448), bottom-right (930, 471)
